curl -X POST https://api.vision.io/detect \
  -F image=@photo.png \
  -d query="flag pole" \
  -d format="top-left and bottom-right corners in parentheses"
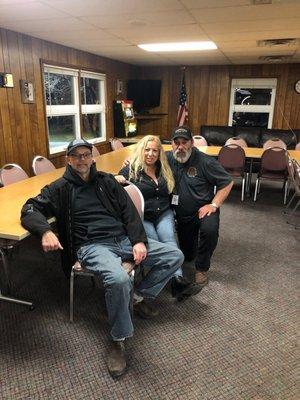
top-left (176, 67), bottom-right (188, 127)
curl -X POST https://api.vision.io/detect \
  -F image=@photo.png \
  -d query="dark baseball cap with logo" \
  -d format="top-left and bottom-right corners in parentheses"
top-left (66, 138), bottom-right (93, 155)
top-left (171, 126), bottom-right (193, 141)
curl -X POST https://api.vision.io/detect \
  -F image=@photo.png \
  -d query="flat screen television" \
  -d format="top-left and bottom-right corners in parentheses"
top-left (127, 79), bottom-right (161, 113)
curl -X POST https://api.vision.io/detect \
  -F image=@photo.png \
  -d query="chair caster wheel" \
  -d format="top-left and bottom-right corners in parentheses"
top-left (29, 305), bottom-right (35, 311)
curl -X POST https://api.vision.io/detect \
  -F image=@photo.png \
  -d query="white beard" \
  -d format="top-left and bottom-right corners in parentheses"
top-left (173, 148), bottom-right (192, 164)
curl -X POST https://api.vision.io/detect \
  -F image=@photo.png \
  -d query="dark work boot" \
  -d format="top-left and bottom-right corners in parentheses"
top-left (107, 341), bottom-right (126, 378)
top-left (133, 300), bottom-right (159, 319)
top-left (171, 276), bottom-right (203, 302)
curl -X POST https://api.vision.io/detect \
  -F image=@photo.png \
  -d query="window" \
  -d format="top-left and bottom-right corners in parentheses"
top-left (229, 78), bottom-right (277, 129)
top-left (44, 65), bottom-right (106, 154)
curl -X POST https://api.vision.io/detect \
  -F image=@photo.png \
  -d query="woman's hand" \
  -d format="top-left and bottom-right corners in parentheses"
top-left (114, 175), bottom-right (127, 184)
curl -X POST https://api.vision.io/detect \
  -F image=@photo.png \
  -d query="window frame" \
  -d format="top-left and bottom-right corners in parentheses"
top-left (228, 78), bottom-right (277, 129)
top-left (43, 64), bottom-right (106, 155)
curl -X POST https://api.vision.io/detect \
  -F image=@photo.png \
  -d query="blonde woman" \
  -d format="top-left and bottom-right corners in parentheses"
top-left (115, 135), bottom-right (201, 301)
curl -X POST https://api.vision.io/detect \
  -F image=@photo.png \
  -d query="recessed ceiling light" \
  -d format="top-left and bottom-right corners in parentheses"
top-left (138, 41), bottom-right (217, 52)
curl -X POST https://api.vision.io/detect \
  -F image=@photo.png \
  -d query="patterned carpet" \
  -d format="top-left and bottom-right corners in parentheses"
top-left (0, 183), bottom-right (299, 400)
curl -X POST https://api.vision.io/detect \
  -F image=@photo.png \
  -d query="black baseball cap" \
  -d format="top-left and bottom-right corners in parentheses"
top-left (172, 126), bottom-right (193, 141)
top-left (66, 139), bottom-right (93, 155)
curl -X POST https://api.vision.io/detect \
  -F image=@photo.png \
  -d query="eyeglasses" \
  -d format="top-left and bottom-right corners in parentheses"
top-left (69, 152), bottom-right (92, 160)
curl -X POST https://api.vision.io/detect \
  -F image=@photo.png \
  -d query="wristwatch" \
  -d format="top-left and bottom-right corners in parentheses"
top-left (211, 202), bottom-right (219, 209)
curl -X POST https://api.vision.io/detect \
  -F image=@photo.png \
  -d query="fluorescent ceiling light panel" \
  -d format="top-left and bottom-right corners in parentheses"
top-left (138, 41), bottom-right (217, 52)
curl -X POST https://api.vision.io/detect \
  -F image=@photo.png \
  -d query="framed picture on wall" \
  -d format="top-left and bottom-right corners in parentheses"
top-left (20, 80), bottom-right (35, 103)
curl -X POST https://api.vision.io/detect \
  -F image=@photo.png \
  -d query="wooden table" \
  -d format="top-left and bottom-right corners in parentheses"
top-left (0, 145), bottom-right (137, 307)
top-left (1, 144), bottom-right (299, 241)
top-left (1, 144), bottom-right (299, 306)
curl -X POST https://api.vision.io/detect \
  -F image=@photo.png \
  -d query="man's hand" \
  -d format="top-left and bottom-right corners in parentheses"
top-left (114, 175), bottom-right (127, 185)
top-left (132, 242), bottom-right (147, 265)
top-left (42, 230), bottom-right (63, 252)
top-left (198, 204), bottom-right (217, 219)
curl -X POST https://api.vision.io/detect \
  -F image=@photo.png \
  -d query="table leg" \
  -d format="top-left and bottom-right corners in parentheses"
top-left (0, 245), bottom-right (34, 309)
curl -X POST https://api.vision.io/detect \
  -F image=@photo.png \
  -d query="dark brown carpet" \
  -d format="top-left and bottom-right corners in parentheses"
top-left (0, 182), bottom-right (299, 400)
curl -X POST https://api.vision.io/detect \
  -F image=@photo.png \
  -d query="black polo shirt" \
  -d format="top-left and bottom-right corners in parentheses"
top-left (118, 165), bottom-right (170, 223)
top-left (166, 147), bottom-right (232, 219)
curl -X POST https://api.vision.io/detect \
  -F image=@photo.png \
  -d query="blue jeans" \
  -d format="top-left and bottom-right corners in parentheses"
top-left (77, 236), bottom-right (183, 340)
top-left (143, 209), bottom-right (183, 277)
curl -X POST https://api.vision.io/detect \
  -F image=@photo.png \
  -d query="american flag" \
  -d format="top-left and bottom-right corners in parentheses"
top-left (177, 72), bottom-right (188, 126)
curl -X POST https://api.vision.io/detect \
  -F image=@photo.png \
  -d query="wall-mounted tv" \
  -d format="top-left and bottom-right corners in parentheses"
top-left (127, 79), bottom-right (161, 113)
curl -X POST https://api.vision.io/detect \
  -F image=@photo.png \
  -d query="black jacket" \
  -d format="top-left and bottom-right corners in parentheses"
top-left (21, 163), bottom-right (147, 276)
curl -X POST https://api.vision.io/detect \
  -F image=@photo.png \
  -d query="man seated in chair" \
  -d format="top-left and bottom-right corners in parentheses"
top-left (21, 138), bottom-right (183, 378)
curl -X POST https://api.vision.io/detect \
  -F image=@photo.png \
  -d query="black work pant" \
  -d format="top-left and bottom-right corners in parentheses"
top-left (177, 210), bottom-right (220, 271)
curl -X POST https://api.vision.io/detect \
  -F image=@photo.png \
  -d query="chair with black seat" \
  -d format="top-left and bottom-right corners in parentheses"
top-left (254, 147), bottom-right (288, 204)
top-left (110, 138), bottom-right (124, 151)
top-left (193, 135), bottom-right (207, 147)
top-left (32, 156), bottom-right (56, 175)
top-left (0, 163), bottom-right (28, 186)
top-left (92, 146), bottom-right (100, 158)
top-left (218, 144), bottom-right (247, 201)
top-left (69, 182), bottom-right (144, 322)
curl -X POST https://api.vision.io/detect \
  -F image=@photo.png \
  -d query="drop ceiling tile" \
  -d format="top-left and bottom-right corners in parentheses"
top-left (42, 0), bottom-right (184, 17)
top-left (0, 1), bottom-right (67, 22)
top-left (181, 0), bottom-right (249, 8)
top-left (203, 18), bottom-right (300, 34)
top-left (210, 29), bottom-right (300, 42)
top-left (225, 48), bottom-right (296, 56)
top-left (81, 10), bottom-right (195, 29)
top-left (106, 24), bottom-right (207, 41)
top-left (2, 17), bottom-right (94, 33)
top-left (192, 4), bottom-right (300, 23)
top-left (27, 29), bottom-right (116, 42)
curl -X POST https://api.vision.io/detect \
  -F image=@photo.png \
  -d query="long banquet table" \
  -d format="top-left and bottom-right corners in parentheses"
top-left (0, 144), bottom-right (299, 306)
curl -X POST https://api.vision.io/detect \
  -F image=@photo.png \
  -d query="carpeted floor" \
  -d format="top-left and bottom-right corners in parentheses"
top-left (0, 182), bottom-right (299, 400)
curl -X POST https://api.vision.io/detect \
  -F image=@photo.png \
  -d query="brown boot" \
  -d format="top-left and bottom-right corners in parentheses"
top-left (195, 271), bottom-right (208, 285)
top-left (107, 341), bottom-right (126, 378)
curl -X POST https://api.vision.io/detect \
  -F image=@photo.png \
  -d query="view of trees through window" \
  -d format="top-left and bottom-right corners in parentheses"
top-left (44, 65), bottom-right (106, 154)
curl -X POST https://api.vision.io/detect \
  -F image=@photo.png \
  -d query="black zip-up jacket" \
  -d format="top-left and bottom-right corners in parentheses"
top-left (21, 163), bottom-right (147, 276)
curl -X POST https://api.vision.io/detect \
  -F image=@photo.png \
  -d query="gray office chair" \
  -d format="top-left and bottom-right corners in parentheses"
top-left (69, 183), bottom-right (144, 322)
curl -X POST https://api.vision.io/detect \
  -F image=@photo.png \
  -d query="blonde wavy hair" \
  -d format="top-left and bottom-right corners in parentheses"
top-left (129, 135), bottom-right (175, 193)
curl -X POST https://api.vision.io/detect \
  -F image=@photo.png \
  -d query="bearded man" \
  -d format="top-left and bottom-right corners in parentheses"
top-left (166, 126), bottom-right (233, 291)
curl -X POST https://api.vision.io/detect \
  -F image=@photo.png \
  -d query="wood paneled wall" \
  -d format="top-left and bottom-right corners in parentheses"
top-left (0, 28), bottom-right (136, 173)
top-left (0, 26), bottom-right (299, 175)
top-left (138, 64), bottom-right (300, 140)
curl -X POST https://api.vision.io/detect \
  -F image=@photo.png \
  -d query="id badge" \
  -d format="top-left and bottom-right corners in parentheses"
top-left (171, 194), bottom-right (179, 205)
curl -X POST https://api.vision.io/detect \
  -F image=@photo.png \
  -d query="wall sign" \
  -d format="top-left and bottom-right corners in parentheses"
top-left (20, 80), bottom-right (35, 103)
